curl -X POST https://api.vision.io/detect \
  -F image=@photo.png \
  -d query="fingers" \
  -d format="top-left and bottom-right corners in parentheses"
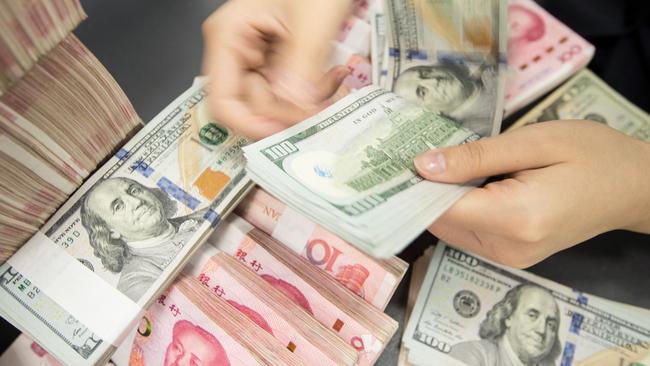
top-left (202, 0), bottom-right (351, 139)
top-left (202, 2), bottom-right (292, 136)
top-left (279, 0), bottom-right (352, 86)
top-left (208, 96), bottom-right (288, 140)
top-left (317, 66), bottom-right (351, 101)
top-left (414, 122), bottom-right (570, 184)
top-left (435, 179), bottom-right (531, 235)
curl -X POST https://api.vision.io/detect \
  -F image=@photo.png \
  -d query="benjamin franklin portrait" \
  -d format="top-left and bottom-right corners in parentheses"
top-left (80, 177), bottom-right (205, 302)
top-left (393, 61), bottom-right (499, 137)
top-left (449, 284), bottom-right (562, 366)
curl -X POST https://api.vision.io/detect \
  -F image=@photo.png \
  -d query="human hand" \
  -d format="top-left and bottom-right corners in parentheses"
top-left (414, 121), bottom-right (650, 268)
top-left (202, 0), bottom-right (352, 140)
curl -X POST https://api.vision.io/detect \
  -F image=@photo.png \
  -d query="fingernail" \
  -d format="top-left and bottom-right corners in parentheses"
top-left (415, 150), bottom-right (446, 175)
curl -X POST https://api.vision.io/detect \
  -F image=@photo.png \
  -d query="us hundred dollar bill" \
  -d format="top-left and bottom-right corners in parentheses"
top-left (384, 0), bottom-right (508, 137)
top-left (243, 86), bottom-right (479, 257)
top-left (0, 82), bottom-right (252, 365)
top-left (402, 243), bottom-right (650, 366)
top-left (509, 69), bottom-right (650, 141)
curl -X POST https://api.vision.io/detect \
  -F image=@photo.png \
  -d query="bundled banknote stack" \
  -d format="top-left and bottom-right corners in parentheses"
top-left (0, 79), bottom-right (256, 364)
top-left (0, 0), bottom-right (143, 262)
top-left (0, 74), bottom-right (409, 364)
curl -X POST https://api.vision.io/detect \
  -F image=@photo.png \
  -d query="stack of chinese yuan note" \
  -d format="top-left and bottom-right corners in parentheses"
top-left (178, 214), bottom-right (406, 365)
top-left (110, 209), bottom-right (405, 366)
top-left (129, 274), bottom-right (308, 366)
top-left (0, 0), bottom-right (142, 262)
top-left (0, 0), bottom-right (86, 89)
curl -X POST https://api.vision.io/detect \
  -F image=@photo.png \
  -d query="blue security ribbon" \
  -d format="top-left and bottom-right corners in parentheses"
top-left (203, 209), bottom-right (221, 227)
top-left (115, 148), bottom-right (129, 160)
top-left (157, 177), bottom-right (201, 210)
top-left (560, 342), bottom-right (576, 366)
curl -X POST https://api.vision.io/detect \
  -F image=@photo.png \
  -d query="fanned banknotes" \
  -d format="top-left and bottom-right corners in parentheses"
top-left (130, 274), bottom-right (305, 366)
top-left (509, 69), bottom-right (650, 141)
top-left (372, 0), bottom-right (596, 119)
top-left (402, 242), bottom-right (650, 366)
top-left (184, 250), bottom-right (359, 365)
top-left (0, 82), bottom-right (252, 365)
top-left (384, 0), bottom-right (508, 137)
top-left (0, 0), bottom-right (86, 93)
top-left (205, 215), bottom-right (399, 366)
top-left (235, 187), bottom-right (408, 309)
top-left (243, 86), bottom-right (480, 257)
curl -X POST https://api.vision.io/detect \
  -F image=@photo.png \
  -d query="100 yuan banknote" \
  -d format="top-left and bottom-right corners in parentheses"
top-left (402, 243), bottom-right (650, 366)
top-left (504, 0), bottom-right (594, 116)
top-left (236, 188), bottom-right (407, 310)
top-left (385, 0), bottom-right (508, 137)
top-left (0, 82), bottom-right (252, 365)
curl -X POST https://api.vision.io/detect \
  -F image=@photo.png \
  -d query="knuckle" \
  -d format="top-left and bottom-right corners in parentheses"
top-left (491, 245), bottom-right (539, 269)
top-left (512, 214), bottom-right (548, 244)
top-left (507, 196), bottom-right (550, 244)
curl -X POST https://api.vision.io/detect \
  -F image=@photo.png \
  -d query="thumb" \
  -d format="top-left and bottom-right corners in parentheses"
top-left (413, 125), bottom-right (564, 183)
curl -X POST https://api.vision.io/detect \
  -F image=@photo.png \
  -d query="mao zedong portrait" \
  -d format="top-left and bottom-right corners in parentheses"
top-left (449, 284), bottom-right (562, 366)
top-left (80, 177), bottom-right (204, 302)
top-left (508, 3), bottom-right (545, 51)
top-left (164, 320), bottom-right (230, 366)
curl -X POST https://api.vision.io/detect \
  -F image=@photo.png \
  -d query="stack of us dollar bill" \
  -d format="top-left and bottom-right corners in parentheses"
top-left (400, 243), bottom-right (650, 366)
top-left (243, 86), bottom-right (482, 257)
top-left (0, 81), bottom-right (254, 365)
top-left (367, 0), bottom-right (595, 118)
